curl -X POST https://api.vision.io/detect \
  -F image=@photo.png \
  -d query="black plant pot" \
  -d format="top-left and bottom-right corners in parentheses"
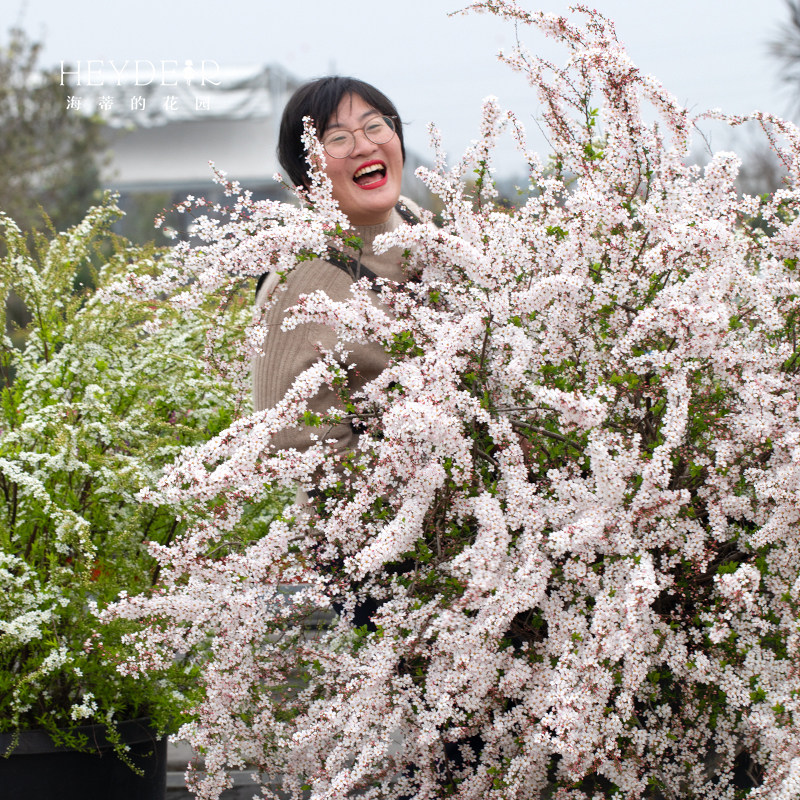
top-left (0, 717), bottom-right (167, 800)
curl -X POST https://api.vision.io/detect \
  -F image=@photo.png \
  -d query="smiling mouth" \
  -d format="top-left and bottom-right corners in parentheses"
top-left (353, 161), bottom-right (387, 188)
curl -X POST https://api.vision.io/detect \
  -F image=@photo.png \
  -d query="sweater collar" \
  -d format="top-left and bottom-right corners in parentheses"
top-left (350, 207), bottom-right (399, 256)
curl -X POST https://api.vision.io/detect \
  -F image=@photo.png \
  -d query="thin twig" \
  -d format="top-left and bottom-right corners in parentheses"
top-left (509, 419), bottom-right (582, 452)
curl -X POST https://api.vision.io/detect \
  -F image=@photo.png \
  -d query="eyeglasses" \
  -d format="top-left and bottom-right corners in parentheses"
top-left (321, 115), bottom-right (397, 159)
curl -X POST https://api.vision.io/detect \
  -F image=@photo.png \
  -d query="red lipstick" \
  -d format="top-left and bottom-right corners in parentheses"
top-left (352, 159), bottom-right (388, 190)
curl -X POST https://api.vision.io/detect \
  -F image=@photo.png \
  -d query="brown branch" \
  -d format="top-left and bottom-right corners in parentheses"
top-left (150, 518), bottom-right (180, 586)
top-left (509, 419), bottom-right (582, 452)
top-left (476, 448), bottom-right (499, 468)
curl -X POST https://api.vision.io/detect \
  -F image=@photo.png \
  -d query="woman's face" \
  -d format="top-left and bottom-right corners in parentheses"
top-left (322, 93), bottom-right (403, 227)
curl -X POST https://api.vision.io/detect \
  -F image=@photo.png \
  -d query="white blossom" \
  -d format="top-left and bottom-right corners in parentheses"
top-left (103, 4), bottom-right (800, 798)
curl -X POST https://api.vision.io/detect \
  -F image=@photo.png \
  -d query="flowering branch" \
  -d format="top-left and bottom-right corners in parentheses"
top-left (102, 4), bottom-right (800, 799)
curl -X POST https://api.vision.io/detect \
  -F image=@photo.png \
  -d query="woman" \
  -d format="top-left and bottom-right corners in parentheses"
top-left (252, 77), bottom-right (421, 462)
top-left (254, 78), bottom-right (481, 793)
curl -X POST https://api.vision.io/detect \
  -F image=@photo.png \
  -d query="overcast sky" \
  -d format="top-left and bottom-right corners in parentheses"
top-left (11, 0), bottom-right (796, 176)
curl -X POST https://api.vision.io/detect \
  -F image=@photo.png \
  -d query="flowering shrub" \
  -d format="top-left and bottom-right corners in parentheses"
top-left (105, 2), bottom-right (800, 798)
top-left (0, 198), bottom-right (283, 755)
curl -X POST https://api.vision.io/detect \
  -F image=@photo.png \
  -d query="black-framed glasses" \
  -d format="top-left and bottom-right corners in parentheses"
top-left (321, 115), bottom-right (397, 159)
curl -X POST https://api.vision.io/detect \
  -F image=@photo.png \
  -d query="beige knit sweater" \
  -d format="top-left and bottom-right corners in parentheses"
top-left (252, 198), bottom-right (420, 454)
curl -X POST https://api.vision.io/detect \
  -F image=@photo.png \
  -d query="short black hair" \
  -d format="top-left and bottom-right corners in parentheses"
top-left (278, 77), bottom-right (405, 188)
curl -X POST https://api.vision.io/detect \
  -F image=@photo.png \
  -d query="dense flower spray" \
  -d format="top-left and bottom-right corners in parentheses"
top-left (105, 3), bottom-right (800, 798)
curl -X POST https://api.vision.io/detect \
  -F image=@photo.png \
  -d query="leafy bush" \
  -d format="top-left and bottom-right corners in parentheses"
top-left (0, 197), bottom-right (283, 754)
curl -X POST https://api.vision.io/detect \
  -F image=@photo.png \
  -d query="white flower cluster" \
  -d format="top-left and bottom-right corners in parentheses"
top-left (105, 3), bottom-right (800, 798)
top-left (0, 555), bottom-right (59, 648)
top-left (0, 196), bottom-right (251, 734)
top-left (69, 691), bottom-right (98, 721)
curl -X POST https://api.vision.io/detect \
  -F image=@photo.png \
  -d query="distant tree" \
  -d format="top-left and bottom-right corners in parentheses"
top-left (0, 27), bottom-right (107, 342)
top-left (0, 27), bottom-right (104, 235)
top-left (769, 0), bottom-right (800, 112)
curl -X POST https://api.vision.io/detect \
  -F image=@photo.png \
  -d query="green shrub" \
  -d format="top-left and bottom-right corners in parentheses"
top-left (0, 196), bottom-right (285, 753)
